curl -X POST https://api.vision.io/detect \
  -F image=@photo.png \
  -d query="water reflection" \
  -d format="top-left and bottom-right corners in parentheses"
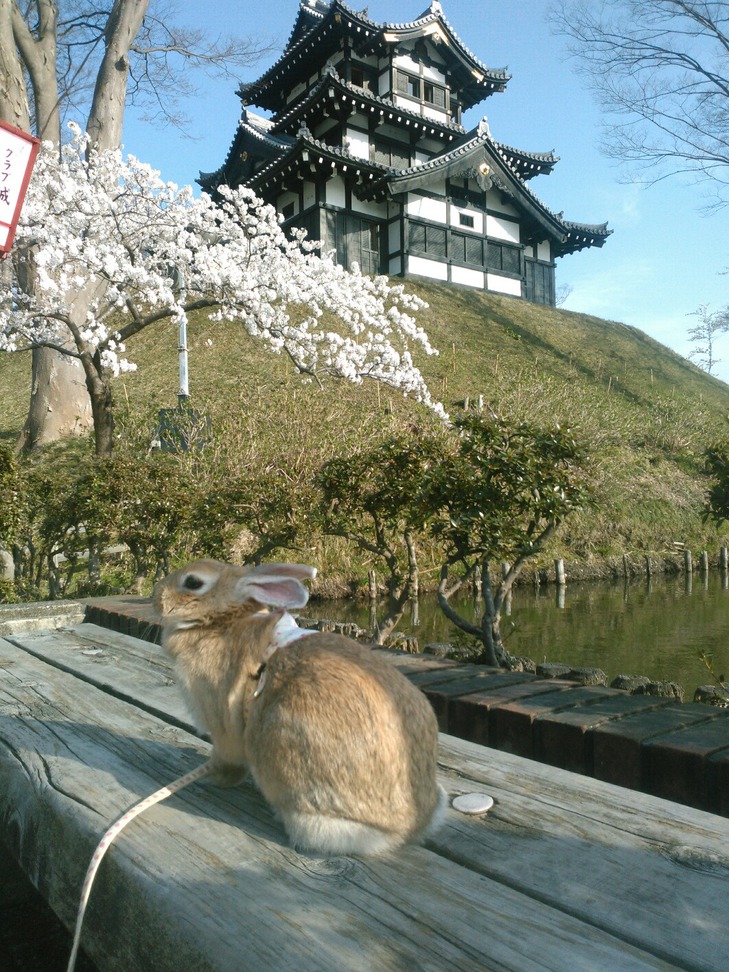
top-left (308, 572), bottom-right (729, 696)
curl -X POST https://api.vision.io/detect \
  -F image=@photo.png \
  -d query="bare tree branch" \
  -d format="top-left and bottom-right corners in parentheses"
top-left (551, 0), bottom-right (729, 207)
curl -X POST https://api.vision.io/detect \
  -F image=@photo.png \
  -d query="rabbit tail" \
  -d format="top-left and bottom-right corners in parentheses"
top-left (281, 785), bottom-right (448, 856)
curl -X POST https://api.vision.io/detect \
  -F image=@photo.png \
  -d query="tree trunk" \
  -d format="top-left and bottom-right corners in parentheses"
top-left (15, 250), bottom-right (95, 453)
top-left (82, 357), bottom-right (116, 457)
top-left (404, 529), bottom-right (419, 599)
top-left (5, 0), bottom-right (93, 450)
top-left (86, 0), bottom-right (150, 152)
top-left (478, 560), bottom-right (501, 667)
top-left (16, 348), bottom-right (93, 451)
top-left (8, 0), bottom-right (150, 452)
top-left (10, 0), bottom-right (60, 141)
top-left (0, 0), bottom-right (30, 131)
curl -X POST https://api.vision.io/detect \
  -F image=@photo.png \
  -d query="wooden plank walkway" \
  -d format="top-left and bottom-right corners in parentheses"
top-left (1, 622), bottom-right (728, 971)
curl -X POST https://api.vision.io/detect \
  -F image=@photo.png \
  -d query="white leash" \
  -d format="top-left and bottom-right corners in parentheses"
top-left (67, 760), bottom-right (212, 972)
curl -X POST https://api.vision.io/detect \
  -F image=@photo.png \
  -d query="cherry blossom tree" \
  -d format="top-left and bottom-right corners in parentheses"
top-left (0, 129), bottom-right (442, 456)
top-left (1, 0), bottom-right (271, 451)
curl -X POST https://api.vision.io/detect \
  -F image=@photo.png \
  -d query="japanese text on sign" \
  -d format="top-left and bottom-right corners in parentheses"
top-left (0, 121), bottom-right (41, 254)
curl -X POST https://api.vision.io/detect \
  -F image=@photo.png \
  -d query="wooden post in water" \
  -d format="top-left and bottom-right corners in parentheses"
top-left (502, 562), bottom-right (512, 616)
top-left (645, 555), bottom-right (652, 578)
top-left (555, 559), bottom-right (566, 587)
top-left (368, 569), bottom-right (377, 601)
top-left (700, 551), bottom-right (709, 573)
top-left (684, 549), bottom-right (693, 574)
top-left (720, 547), bottom-right (728, 570)
top-left (622, 553), bottom-right (629, 578)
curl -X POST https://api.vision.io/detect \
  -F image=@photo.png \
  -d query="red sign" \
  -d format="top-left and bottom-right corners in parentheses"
top-left (0, 120), bottom-right (40, 256)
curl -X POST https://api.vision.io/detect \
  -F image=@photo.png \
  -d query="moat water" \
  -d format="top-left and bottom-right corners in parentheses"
top-left (309, 571), bottom-right (729, 697)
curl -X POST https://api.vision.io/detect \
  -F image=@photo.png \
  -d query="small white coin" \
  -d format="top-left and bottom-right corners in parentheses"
top-left (452, 793), bottom-right (494, 815)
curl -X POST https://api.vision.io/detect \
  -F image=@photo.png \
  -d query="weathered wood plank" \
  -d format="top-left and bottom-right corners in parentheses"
top-left (0, 637), bottom-right (677, 972)
top-left (437, 735), bottom-right (729, 972)
top-left (6, 624), bottom-right (194, 733)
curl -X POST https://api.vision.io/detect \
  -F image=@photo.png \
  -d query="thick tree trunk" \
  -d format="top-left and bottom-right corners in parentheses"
top-left (8, 0), bottom-right (149, 453)
top-left (5, 0), bottom-right (93, 450)
top-left (10, 0), bottom-right (60, 141)
top-left (0, 0), bottom-right (30, 131)
top-left (16, 348), bottom-right (92, 451)
top-left (86, 0), bottom-right (150, 152)
top-left (14, 247), bottom-right (95, 453)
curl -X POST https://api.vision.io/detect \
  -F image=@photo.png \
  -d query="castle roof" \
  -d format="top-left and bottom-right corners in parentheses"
top-left (238, 0), bottom-right (510, 113)
top-left (269, 65), bottom-right (466, 140)
top-left (200, 66), bottom-right (557, 193)
top-left (200, 110), bottom-right (609, 257)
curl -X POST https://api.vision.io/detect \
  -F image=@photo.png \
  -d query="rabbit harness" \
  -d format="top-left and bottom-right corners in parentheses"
top-left (253, 611), bottom-right (317, 698)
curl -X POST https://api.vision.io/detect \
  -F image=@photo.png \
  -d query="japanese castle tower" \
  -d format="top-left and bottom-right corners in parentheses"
top-left (199, 0), bottom-right (611, 306)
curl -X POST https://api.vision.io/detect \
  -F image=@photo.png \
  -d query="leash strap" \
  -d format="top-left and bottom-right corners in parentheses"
top-left (67, 760), bottom-right (212, 972)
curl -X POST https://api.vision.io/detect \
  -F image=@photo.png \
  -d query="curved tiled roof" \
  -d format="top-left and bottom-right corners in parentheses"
top-left (560, 218), bottom-right (612, 254)
top-left (269, 64), bottom-right (465, 138)
top-left (202, 107), bottom-right (610, 256)
top-left (382, 1), bottom-right (510, 92)
top-left (198, 111), bottom-right (295, 191)
top-left (283, 0), bottom-right (330, 52)
top-left (244, 129), bottom-right (391, 193)
top-left (360, 124), bottom-right (610, 254)
top-left (238, 0), bottom-right (509, 111)
top-left (494, 141), bottom-right (558, 181)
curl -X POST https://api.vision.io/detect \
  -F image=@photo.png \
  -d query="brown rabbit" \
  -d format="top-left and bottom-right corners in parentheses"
top-left (153, 559), bottom-right (447, 855)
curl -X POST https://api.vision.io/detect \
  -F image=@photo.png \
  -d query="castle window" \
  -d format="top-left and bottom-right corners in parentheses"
top-left (372, 139), bottom-right (410, 168)
top-left (281, 202), bottom-right (295, 221)
top-left (458, 213), bottom-right (475, 228)
top-left (395, 70), bottom-right (446, 110)
top-left (325, 211), bottom-right (381, 276)
top-left (524, 259), bottom-right (555, 305)
top-left (409, 221), bottom-right (447, 259)
top-left (487, 241), bottom-right (521, 275)
top-left (423, 82), bottom-right (446, 108)
top-left (395, 70), bottom-right (420, 98)
top-left (451, 231), bottom-right (484, 266)
top-left (350, 63), bottom-right (375, 92)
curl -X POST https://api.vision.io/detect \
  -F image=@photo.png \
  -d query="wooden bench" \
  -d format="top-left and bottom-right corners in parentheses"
top-left (1, 622), bottom-right (728, 971)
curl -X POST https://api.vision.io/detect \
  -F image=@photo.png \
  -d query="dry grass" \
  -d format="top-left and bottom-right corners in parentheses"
top-left (2, 280), bottom-right (728, 578)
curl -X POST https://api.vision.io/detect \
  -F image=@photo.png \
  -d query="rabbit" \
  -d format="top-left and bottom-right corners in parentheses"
top-left (153, 558), bottom-right (447, 856)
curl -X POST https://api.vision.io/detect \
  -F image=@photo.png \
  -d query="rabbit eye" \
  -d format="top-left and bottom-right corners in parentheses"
top-left (182, 574), bottom-right (206, 591)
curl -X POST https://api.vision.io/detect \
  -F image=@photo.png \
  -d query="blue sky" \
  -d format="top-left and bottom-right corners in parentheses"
top-left (121, 0), bottom-right (729, 384)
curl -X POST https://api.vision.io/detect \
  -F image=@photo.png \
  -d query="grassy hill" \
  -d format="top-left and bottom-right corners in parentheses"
top-left (2, 280), bottom-right (728, 585)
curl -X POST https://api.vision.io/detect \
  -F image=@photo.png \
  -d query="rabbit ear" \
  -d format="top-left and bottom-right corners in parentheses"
top-left (234, 572), bottom-right (311, 610)
top-left (249, 563), bottom-right (317, 582)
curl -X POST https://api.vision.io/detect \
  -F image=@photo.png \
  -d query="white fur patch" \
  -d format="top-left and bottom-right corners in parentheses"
top-left (283, 812), bottom-right (402, 856)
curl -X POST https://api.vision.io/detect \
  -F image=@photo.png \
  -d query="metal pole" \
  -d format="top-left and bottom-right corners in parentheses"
top-left (178, 316), bottom-right (189, 402)
top-left (175, 267), bottom-right (189, 403)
